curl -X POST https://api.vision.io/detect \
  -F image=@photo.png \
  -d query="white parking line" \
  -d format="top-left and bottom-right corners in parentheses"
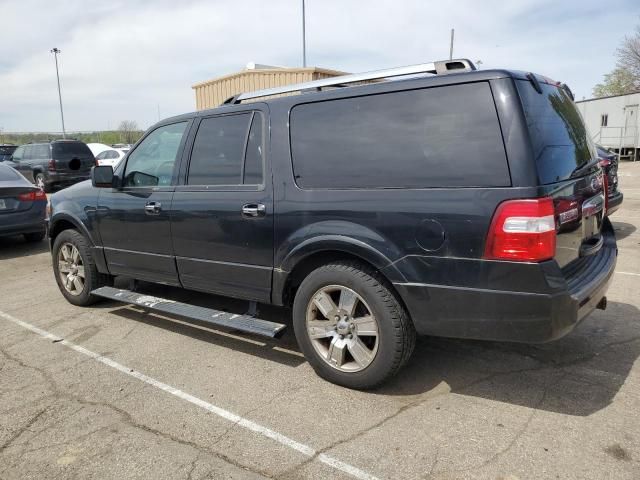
top-left (617, 271), bottom-right (640, 277)
top-left (0, 310), bottom-right (378, 480)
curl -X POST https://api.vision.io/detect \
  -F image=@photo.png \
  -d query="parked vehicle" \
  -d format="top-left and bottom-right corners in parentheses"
top-left (48, 59), bottom-right (617, 389)
top-left (0, 163), bottom-right (47, 242)
top-left (95, 148), bottom-right (127, 167)
top-left (87, 143), bottom-right (112, 157)
top-left (8, 140), bottom-right (95, 192)
top-left (0, 144), bottom-right (17, 162)
top-left (596, 144), bottom-right (623, 215)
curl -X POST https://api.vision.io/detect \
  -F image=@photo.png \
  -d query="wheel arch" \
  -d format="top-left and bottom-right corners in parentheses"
top-left (273, 236), bottom-right (407, 307)
top-left (49, 213), bottom-right (95, 248)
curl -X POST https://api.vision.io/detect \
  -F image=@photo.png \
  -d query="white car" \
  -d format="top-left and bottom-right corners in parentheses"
top-left (95, 148), bottom-right (127, 167)
top-left (87, 143), bottom-right (112, 157)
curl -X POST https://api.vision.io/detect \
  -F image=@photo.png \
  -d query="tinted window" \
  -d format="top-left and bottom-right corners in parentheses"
top-left (124, 122), bottom-right (188, 187)
top-left (52, 142), bottom-right (92, 158)
top-left (290, 83), bottom-right (509, 189)
top-left (188, 113), bottom-right (251, 185)
top-left (23, 145), bottom-right (34, 159)
top-left (516, 80), bottom-right (595, 184)
top-left (244, 113), bottom-right (264, 184)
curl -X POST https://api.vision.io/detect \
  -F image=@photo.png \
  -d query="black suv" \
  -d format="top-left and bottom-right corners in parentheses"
top-left (8, 140), bottom-right (95, 192)
top-left (48, 60), bottom-right (617, 388)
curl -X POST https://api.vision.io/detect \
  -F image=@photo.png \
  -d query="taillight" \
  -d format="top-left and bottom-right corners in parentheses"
top-left (48, 159), bottom-right (56, 171)
top-left (598, 158), bottom-right (611, 168)
top-left (18, 190), bottom-right (47, 202)
top-left (484, 198), bottom-right (556, 262)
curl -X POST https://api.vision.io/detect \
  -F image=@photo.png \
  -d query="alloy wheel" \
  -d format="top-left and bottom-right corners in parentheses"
top-left (305, 285), bottom-right (379, 372)
top-left (57, 243), bottom-right (85, 296)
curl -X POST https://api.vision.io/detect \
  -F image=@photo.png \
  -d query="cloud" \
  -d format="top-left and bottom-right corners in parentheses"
top-left (0, 0), bottom-right (637, 132)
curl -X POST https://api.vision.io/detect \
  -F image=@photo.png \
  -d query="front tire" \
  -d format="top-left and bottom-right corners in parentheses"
top-left (52, 229), bottom-right (111, 306)
top-left (292, 261), bottom-right (415, 389)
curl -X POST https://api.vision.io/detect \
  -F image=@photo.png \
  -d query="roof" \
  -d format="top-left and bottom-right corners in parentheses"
top-left (192, 66), bottom-right (348, 89)
top-left (162, 68), bottom-right (525, 127)
top-left (576, 91), bottom-right (640, 103)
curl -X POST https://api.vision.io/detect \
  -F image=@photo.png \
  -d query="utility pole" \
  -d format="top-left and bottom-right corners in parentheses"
top-left (50, 48), bottom-right (66, 139)
top-left (302, 0), bottom-right (307, 67)
top-left (449, 29), bottom-right (455, 60)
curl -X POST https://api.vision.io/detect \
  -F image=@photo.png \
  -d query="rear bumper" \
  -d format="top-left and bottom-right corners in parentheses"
top-left (392, 221), bottom-right (617, 343)
top-left (0, 204), bottom-right (47, 237)
top-left (0, 220), bottom-right (46, 237)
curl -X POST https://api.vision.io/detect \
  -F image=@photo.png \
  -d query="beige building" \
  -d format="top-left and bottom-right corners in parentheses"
top-left (192, 63), bottom-right (347, 110)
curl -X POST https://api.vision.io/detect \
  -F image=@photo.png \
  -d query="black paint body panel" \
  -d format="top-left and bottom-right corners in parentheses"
top-left (48, 68), bottom-right (618, 343)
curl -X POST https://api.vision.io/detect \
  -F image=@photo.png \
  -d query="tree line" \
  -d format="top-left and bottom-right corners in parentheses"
top-left (593, 21), bottom-right (640, 97)
top-left (1, 121), bottom-right (143, 146)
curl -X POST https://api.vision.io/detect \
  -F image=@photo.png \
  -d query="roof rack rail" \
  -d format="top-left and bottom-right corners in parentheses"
top-left (223, 58), bottom-right (476, 105)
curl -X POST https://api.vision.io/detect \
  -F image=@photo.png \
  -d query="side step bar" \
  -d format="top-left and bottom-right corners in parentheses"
top-left (91, 286), bottom-right (287, 338)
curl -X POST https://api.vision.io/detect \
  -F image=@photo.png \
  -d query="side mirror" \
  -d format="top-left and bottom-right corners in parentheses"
top-left (91, 165), bottom-right (114, 188)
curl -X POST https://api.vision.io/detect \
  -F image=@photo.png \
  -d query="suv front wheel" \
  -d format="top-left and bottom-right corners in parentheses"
top-left (52, 229), bottom-right (112, 306)
top-left (292, 261), bottom-right (415, 389)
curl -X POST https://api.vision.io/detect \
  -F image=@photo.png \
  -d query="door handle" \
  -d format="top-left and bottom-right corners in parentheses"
top-left (241, 203), bottom-right (266, 217)
top-left (144, 201), bottom-right (162, 214)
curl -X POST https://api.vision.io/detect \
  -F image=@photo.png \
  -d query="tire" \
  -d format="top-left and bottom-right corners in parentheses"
top-left (34, 172), bottom-right (50, 193)
top-left (52, 229), bottom-right (112, 306)
top-left (24, 231), bottom-right (46, 242)
top-left (292, 261), bottom-right (415, 389)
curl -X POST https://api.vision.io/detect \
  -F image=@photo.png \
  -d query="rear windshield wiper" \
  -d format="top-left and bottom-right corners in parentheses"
top-left (570, 158), bottom-right (600, 178)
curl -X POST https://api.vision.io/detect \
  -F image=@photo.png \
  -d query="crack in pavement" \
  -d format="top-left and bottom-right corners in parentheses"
top-left (0, 342), bottom-right (273, 479)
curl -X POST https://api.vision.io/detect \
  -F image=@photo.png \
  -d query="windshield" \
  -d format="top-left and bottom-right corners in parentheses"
top-left (516, 79), bottom-right (596, 184)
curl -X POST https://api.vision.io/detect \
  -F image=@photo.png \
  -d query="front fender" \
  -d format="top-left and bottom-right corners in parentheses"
top-left (49, 212), bottom-right (96, 246)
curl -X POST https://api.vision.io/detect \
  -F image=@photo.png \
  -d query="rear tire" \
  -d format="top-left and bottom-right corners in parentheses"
top-left (24, 231), bottom-right (45, 242)
top-left (292, 261), bottom-right (415, 389)
top-left (52, 229), bottom-right (112, 306)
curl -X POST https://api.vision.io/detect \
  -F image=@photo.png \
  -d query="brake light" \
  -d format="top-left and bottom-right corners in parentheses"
top-left (48, 159), bottom-right (56, 171)
top-left (599, 158), bottom-right (611, 168)
top-left (484, 198), bottom-right (556, 262)
top-left (18, 190), bottom-right (47, 202)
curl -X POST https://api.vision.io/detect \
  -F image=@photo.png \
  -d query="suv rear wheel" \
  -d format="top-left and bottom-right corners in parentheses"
top-left (34, 172), bottom-right (49, 192)
top-left (52, 229), bottom-right (112, 306)
top-left (292, 261), bottom-right (415, 389)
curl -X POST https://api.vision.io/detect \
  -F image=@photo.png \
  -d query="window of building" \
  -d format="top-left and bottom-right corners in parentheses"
top-left (601, 114), bottom-right (608, 127)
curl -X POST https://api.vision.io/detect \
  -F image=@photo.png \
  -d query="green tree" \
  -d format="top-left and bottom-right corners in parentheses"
top-left (592, 68), bottom-right (637, 97)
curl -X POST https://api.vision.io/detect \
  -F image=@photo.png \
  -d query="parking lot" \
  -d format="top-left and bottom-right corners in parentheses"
top-left (0, 163), bottom-right (638, 480)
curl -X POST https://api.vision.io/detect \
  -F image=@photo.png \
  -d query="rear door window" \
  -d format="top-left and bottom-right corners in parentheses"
top-left (187, 112), bottom-right (264, 186)
top-left (289, 82), bottom-right (509, 189)
top-left (516, 79), bottom-right (595, 184)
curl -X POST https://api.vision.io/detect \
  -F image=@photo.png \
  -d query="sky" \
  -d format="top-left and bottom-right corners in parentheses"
top-left (0, 0), bottom-right (638, 133)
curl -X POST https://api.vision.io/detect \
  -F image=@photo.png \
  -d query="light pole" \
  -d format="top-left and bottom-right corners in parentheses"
top-left (302, 0), bottom-right (307, 67)
top-left (50, 48), bottom-right (66, 139)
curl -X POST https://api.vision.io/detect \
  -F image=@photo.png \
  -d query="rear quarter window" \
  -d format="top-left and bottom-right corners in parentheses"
top-left (289, 82), bottom-right (509, 189)
top-left (516, 79), bottom-right (595, 184)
